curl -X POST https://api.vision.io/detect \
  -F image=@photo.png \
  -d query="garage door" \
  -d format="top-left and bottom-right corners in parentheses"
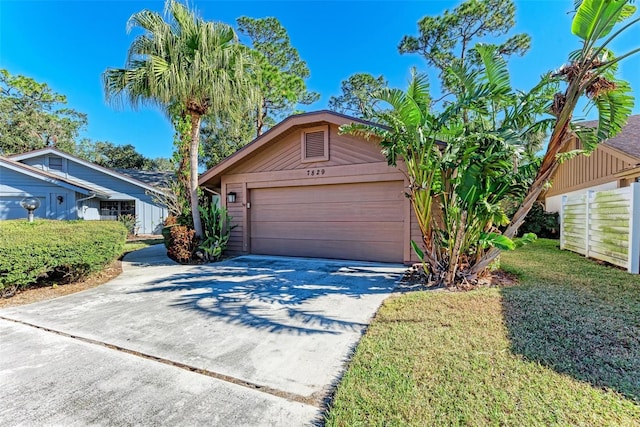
top-left (250, 181), bottom-right (404, 263)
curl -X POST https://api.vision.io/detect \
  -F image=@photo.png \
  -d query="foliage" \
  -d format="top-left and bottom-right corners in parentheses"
top-left (398, 0), bottom-right (530, 94)
top-left (166, 225), bottom-right (197, 263)
top-left (103, 0), bottom-right (255, 240)
top-left (0, 69), bottom-right (87, 155)
top-left (342, 51), bottom-right (552, 286)
top-left (326, 241), bottom-right (640, 425)
top-left (506, 202), bottom-right (559, 238)
top-left (117, 214), bottom-right (138, 236)
top-left (327, 73), bottom-right (388, 119)
top-left (237, 16), bottom-right (319, 136)
top-left (476, 0), bottom-right (639, 273)
top-left (198, 202), bottom-right (234, 261)
top-left (0, 220), bottom-right (127, 297)
top-left (200, 108), bottom-right (255, 168)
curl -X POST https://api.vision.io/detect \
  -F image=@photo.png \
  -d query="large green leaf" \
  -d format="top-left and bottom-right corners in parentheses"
top-left (572, 0), bottom-right (629, 40)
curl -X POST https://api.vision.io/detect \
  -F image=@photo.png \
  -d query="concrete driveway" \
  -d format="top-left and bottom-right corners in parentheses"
top-left (0, 245), bottom-right (405, 426)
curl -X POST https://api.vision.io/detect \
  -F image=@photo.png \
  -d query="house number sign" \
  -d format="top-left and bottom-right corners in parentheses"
top-left (306, 168), bottom-right (326, 176)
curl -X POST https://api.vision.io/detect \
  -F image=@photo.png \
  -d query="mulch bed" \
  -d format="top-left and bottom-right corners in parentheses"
top-left (396, 264), bottom-right (519, 292)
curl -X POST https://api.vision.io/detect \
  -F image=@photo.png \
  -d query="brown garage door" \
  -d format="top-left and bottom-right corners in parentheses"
top-left (249, 181), bottom-right (404, 263)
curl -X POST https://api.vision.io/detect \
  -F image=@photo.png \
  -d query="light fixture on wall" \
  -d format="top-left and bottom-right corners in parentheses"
top-left (20, 197), bottom-right (41, 223)
top-left (227, 192), bottom-right (237, 204)
top-left (57, 195), bottom-right (64, 204)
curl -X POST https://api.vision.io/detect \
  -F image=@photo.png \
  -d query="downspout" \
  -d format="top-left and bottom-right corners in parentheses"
top-left (75, 192), bottom-right (99, 219)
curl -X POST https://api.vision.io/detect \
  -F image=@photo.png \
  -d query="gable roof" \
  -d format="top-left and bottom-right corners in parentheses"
top-left (198, 110), bottom-right (383, 188)
top-left (9, 147), bottom-right (166, 194)
top-left (0, 156), bottom-right (110, 197)
top-left (582, 114), bottom-right (640, 161)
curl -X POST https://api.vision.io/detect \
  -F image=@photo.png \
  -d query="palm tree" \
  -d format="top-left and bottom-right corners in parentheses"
top-left (472, 0), bottom-right (639, 274)
top-left (103, 0), bottom-right (254, 238)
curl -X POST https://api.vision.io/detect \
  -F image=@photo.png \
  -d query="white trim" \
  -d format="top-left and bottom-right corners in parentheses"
top-left (10, 148), bottom-right (164, 194)
top-left (629, 183), bottom-right (640, 274)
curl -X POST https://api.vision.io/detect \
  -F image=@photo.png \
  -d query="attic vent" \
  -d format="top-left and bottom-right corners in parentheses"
top-left (49, 156), bottom-right (63, 171)
top-left (301, 125), bottom-right (329, 162)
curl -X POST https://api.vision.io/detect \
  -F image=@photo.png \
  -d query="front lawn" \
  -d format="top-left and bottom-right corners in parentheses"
top-left (325, 239), bottom-right (640, 425)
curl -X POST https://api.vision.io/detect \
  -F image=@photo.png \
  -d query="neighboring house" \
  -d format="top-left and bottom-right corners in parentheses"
top-left (199, 110), bottom-right (421, 264)
top-left (545, 114), bottom-right (640, 212)
top-left (0, 148), bottom-right (169, 234)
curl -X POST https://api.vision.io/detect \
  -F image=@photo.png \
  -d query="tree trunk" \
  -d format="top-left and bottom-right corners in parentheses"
top-left (470, 116), bottom-right (573, 276)
top-left (189, 112), bottom-right (203, 239)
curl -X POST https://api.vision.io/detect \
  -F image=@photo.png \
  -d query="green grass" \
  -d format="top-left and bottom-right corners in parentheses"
top-left (123, 238), bottom-right (164, 254)
top-left (325, 239), bottom-right (640, 426)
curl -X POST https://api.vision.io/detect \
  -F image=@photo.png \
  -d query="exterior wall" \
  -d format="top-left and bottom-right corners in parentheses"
top-left (9, 154), bottom-right (167, 233)
top-left (547, 139), bottom-right (634, 198)
top-left (220, 122), bottom-right (422, 263)
top-left (0, 166), bottom-right (78, 220)
top-left (546, 181), bottom-right (618, 213)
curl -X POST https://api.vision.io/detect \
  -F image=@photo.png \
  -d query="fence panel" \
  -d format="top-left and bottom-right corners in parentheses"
top-left (560, 183), bottom-right (640, 273)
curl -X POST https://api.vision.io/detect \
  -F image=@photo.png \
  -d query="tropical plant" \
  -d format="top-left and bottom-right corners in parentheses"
top-left (343, 0), bottom-right (638, 287)
top-left (198, 202), bottom-right (234, 261)
top-left (103, 0), bottom-right (255, 239)
top-left (345, 52), bottom-right (549, 286)
top-left (472, 0), bottom-right (638, 274)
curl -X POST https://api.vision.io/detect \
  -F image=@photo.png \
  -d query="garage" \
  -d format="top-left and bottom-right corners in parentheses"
top-left (249, 181), bottom-right (405, 262)
top-left (199, 111), bottom-right (422, 264)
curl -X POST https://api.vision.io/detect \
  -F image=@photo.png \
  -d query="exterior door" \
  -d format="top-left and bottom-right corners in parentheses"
top-left (49, 192), bottom-right (70, 220)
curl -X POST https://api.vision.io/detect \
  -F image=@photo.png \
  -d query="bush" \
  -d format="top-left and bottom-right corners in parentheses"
top-left (198, 203), bottom-right (234, 262)
top-left (515, 202), bottom-right (559, 239)
top-left (167, 225), bottom-right (197, 263)
top-left (118, 214), bottom-right (138, 236)
top-left (0, 220), bottom-right (127, 297)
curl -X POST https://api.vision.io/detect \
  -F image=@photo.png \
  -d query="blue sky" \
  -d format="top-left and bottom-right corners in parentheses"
top-left (1, 0), bottom-right (639, 160)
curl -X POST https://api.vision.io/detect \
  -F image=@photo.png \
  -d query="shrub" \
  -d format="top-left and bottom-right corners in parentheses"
top-left (167, 225), bottom-right (197, 263)
top-left (198, 203), bottom-right (234, 262)
top-left (515, 202), bottom-right (559, 239)
top-left (118, 214), bottom-right (138, 236)
top-left (0, 220), bottom-right (127, 297)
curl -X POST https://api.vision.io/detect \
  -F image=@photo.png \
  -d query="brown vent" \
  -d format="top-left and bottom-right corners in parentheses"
top-left (301, 125), bottom-right (329, 162)
top-left (305, 131), bottom-right (325, 158)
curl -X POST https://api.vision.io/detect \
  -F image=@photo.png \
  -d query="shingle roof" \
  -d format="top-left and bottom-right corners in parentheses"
top-left (581, 114), bottom-right (640, 160)
top-left (114, 169), bottom-right (174, 189)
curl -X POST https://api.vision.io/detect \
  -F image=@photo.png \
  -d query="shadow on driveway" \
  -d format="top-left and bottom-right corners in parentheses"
top-left (127, 255), bottom-right (403, 335)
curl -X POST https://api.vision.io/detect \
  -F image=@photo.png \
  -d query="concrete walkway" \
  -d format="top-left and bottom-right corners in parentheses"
top-left (0, 245), bottom-right (405, 426)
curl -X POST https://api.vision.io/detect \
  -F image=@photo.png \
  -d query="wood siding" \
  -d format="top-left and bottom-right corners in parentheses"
top-left (547, 139), bottom-right (634, 197)
top-left (227, 123), bottom-right (385, 175)
top-left (211, 114), bottom-right (421, 264)
top-left (226, 183), bottom-right (245, 253)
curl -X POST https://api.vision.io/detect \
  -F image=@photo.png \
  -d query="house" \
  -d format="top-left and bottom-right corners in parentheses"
top-left (545, 114), bottom-right (640, 212)
top-left (0, 148), bottom-right (169, 234)
top-left (199, 110), bottom-right (421, 264)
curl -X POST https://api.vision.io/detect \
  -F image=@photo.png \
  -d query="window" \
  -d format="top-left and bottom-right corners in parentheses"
top-left (100, 201), bottom-right (135, 220)
top-left (301, 125), bottom-right (329, 163)
top-left (49, 156), bottom-right (63, 171)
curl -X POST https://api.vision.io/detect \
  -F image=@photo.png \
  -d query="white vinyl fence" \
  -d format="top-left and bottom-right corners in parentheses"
top-left (560, 182), bottom-right (640, 273)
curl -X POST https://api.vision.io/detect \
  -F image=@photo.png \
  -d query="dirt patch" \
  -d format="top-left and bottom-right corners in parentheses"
top-left (396, 264), bottom-right (519, 292)
top-left (0, 260), bottom-right (122, 309)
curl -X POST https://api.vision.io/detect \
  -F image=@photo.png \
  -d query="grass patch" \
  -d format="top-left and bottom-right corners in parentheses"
top-left (325, 239), bottom-right (640, 426)
top-left (123, 238), bottom-right (164, 255)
